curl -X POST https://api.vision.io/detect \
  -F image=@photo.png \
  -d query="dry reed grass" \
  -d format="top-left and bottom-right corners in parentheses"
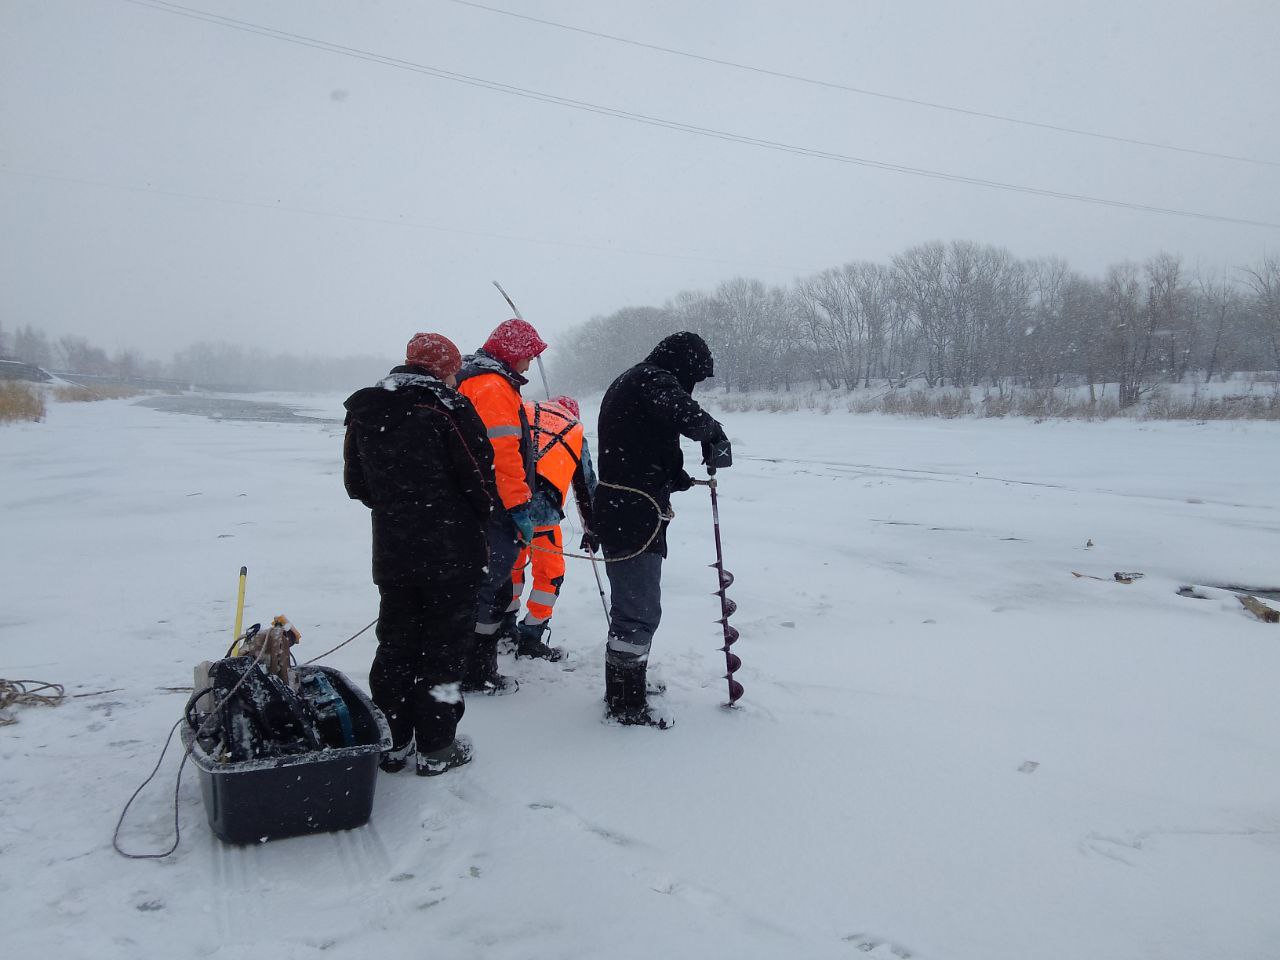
top-left (0, 382), bottom-right (46, 423)
top-left (705, 386), bottom-right (1277, 421)
top-left (52, 383), bottom-right (144, 402)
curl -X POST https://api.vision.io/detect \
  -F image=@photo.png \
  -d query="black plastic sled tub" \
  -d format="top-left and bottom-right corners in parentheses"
top-left (182, 665), bottom-right (392, 845)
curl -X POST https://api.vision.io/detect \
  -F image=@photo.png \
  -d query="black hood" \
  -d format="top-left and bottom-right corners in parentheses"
top-left (645, 332), bottom-right (714, 393)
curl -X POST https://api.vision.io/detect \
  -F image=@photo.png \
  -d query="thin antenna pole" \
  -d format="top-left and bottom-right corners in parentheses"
top-left (492, 280), bottom-right (551, 399)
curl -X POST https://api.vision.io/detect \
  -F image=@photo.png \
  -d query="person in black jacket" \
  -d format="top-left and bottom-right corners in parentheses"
top-left (343, 332), bottom-right (499, 775)
top-left (591, 331), bottom-right (729, 727)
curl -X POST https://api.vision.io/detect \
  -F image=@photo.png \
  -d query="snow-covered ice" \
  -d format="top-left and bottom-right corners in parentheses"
top-left (2, 395), bottom-right (1279, 960)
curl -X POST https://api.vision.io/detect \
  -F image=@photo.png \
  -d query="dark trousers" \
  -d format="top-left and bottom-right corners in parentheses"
top-left (475, 511), bottom-right (520, 634)
top-left (371, 574), bottom-right (477, 754)
top-left (605, 552), bottom-right (664, 669)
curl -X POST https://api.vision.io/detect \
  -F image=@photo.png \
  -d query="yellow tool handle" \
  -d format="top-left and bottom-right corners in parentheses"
top-left (231, 566), bottom-right (247, 655)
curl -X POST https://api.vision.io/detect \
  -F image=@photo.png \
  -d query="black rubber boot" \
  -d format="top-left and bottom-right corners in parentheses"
top-left (515, 621), bottom-right (564, 662)
top-left (379, 738), bottom-right (415, 773)
top-left (416, 736), bottom-right (474, 776)
top-left (461, 633), bottom-right (518, 696)
top-left (496, 611), bottom-right (519, 647)
top-left (604, 660), bottom-right (670, 729)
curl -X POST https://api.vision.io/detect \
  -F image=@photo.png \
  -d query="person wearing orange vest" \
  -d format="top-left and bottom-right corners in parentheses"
top-left (455, 317), bottom-right (548, 695)
top-left (504, 395), bottom-right (596, 661)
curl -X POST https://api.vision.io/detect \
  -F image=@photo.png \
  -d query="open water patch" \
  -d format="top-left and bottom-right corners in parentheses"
top-left (1197, 583), bottom-right (1280, 602)
top-left (135, 395), bottom-right (338, 425)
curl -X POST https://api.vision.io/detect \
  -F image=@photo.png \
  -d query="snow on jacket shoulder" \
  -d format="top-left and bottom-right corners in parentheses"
top-left (343, 366), bottom-right (497, 584)
top-left (456, 351), bottom-right (535, 511)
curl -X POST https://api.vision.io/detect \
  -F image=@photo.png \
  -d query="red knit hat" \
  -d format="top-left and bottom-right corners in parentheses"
top-left (482, 318), bottom-right (547, 368)
top-left (405, 332), bottom-right (462, 380)
top-left (551, 395), bottom-right (580, 419)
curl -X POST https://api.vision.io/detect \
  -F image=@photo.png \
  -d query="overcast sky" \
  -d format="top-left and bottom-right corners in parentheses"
top-left (3, 0), bottom-right (1279, 361)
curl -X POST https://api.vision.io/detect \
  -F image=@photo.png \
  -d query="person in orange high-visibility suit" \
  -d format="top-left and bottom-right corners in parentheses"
top-left (505, 395), bottom-right (596, 660)
top-left (456, 317), bottom-right (549, 695)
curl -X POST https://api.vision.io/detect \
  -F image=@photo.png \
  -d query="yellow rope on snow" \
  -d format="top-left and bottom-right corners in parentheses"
top-left (0, 679), bottom-right (66, 726)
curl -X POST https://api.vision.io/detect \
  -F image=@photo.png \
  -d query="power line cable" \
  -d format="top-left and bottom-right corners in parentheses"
top-left (447, 0), bottom-right (1280, 170)
top-left (110, 0), bottom-right (1280, 230)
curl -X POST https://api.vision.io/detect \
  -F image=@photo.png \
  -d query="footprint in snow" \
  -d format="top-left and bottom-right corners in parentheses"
top-left (843, 933), bottom-right (914, 957)
top-left (526, 799), bottom-right (641, 848)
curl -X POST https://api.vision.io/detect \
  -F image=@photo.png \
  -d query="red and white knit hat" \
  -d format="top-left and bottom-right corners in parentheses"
top-left (405, 332), bottom-right (463, 379)
top-left (551, 395), bottom-right (580, 419)
top-left (482, 318), bottom-right (548, 368)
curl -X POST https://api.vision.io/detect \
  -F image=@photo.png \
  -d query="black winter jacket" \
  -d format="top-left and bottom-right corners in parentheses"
top-left (344, 366), bottom-right (498, 585)
top-left (593, 332), bottom-right (722, 558)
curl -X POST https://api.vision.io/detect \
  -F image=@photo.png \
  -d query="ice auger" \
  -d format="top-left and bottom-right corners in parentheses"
top-left (698, 436), bottom-right (743, 706)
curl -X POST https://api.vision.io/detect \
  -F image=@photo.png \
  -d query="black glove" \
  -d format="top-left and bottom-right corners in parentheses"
top-left (672, 470), bottom-right (695, 492)
top-left (579, 530), bottom-right (600, 554)
top-left (701, 422), bottom-right (733, 470)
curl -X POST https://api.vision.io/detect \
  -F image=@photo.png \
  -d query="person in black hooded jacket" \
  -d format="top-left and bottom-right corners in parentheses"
top-left (343, 332), bottom-right (499, 776)
top-left (591, 331), bottom-right (729, 727)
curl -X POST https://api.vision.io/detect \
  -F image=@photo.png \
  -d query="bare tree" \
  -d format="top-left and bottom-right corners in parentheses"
top-left (1242, 255), bottom-right (1280, 370)
top-left (704, 278), bottom-right (780, 392)
top-left (846, 263), bottom-right (897, 387)
top-left (56, 335), bottom-right (112, 375)
top-left (968, 244), bottom-right (1029, 389)
top-left (1145, 253), bottom-right (1192, 382)
top-left (772, 291), bottom-right (815, 391)
top-left (1020, 257), bottom-right (1071, 387)
top-left (1101, 262), bottom-right (1150, 407)
top-left (892, 242), bottom-right (948, 386)
top-left (757, 285), bottom-right (801, 390)
top-left (793, 267), bottom-right (857, 388)
top-left (1195, 271), bottom-right (1241, 383)
top-left (112, 349), bottom-right (144, 381)
top-left (939, 240), bottom-right (982, 386)
top-left (13, 326), bottom-right (54, 368)
top-left (1062, 275), bottom-right (1107, 399)
top-left (549, 305), bottom-right (676, 393)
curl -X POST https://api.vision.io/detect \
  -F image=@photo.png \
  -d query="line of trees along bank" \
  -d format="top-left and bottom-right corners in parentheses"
top-left (0, 323), bottom-right (385, 393)
top-left (551, 242), bottom-right (1280, 406)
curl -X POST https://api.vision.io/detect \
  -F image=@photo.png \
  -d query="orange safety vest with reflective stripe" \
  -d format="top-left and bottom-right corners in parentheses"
top-left (458, 368), bottom-right (533, 510)
top-left (526, 400), bottom-right (583, 508)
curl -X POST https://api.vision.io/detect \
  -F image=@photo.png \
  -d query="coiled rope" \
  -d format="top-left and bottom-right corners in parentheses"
top-left (524, 479), bottom-right (671, 564)
top-left (0, 679), bottom-right (66, 725)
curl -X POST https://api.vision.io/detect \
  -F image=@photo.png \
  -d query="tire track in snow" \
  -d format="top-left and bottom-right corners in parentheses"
top-left (205, 820), bottom-right (393, 945)
top-left (742, 454), bottom-right (1274, 511)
